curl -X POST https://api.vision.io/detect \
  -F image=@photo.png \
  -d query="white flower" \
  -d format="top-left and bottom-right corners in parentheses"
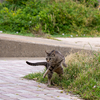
top-left (70, 35), bottom-right (73, 37)
top-left (84, 34), bottom-right (85, 36)
top-left (76, 34), bottom-right (78, 36)
top-left (0, 31), bottom-right (2, 33)
top-left (62, 33), bottom-right (64, 35)
top-left (93, 85), bottom-right (96, 88)
top-left (16, 32), bottom-right (18, 34)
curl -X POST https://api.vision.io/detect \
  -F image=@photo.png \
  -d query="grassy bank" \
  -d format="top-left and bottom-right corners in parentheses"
top-left (0, 0), bottom-right (100, 37)
top-left (24, 52), bottom-right (100, 100)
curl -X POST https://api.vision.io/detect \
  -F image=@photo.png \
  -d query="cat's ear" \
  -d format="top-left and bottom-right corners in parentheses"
top-left (52, 50), bottom-right (55, 56)
top-left (45, 50), bottom-right (49, 55)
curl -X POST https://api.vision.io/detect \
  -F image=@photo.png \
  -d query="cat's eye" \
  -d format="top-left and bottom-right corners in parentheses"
top-left (49, 58), bottom-right (51, 60)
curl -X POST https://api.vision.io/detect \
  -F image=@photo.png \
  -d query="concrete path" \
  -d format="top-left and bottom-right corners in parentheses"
top-left (1, 33), bottom-right (100, 51)
top-left (0, 33), bottom-right (92, 57)
top-left (57, 37), bottom-right (100, 51)
top-left (0, 59), bottom-right (83, 100)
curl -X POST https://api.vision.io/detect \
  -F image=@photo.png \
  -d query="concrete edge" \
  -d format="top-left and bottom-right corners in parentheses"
top-left (0, 34), bottom-right (95, 57)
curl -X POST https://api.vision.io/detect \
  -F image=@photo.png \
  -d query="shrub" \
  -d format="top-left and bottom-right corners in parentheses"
top-left (38, 1), bottom-right (100, 36)
top-left (0, 0), bottom-right (100, 36)
top-left (6, 0), bottom-right (28, 6)
top-left (73, 0), bottom-right (99, 7)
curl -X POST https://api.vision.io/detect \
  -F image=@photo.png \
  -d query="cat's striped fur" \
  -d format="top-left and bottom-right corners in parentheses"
top-left (26, 50), bottom-right (67, 86)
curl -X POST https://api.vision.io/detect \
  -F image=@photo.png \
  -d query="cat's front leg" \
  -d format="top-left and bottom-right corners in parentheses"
top-left (43, 69), bottom-right (50, 78)
top-left (43, 65), bottom-right (51, 78)
top-left (47, 71), bottom-right (53, 86)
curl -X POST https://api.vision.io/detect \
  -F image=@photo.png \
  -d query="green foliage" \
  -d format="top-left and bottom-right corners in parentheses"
top-left (38, 1), bottom-right (100, 36)
top-left (0, 0), bottom-right (100, 36)
top-left (24, 70), bottom-right (48, 84)
top-left (24, 52), bottom-right (100, 100)
top-left (6, 0), bottom-right (28, 6)
top-left (66, 52), bottom-right (100, 100)
top-left (73, 0), bottom-right (99, 7)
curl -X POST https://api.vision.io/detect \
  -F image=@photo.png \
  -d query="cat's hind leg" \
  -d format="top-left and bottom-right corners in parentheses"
top-left (55, 66), bottom-right (63, 78)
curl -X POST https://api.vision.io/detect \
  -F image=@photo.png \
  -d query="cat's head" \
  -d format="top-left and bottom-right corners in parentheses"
top-left (45, 50), bottom-right (56, 63)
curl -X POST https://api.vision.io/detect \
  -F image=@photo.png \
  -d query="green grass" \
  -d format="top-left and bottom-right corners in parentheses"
top-left (4, 31), bottom-right (34, 37)
top-left (52, 33), bottom-right (100, 38)
top-left (3, 31), bottom-right (100, 39)
top-left (24, 51), bottom-right (100, 100)
top-left (2, 31), bottom-right (60, 40)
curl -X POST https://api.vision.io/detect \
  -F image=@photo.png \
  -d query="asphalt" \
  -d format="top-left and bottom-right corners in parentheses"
top-left (0, 33), bottom-right (100, 100)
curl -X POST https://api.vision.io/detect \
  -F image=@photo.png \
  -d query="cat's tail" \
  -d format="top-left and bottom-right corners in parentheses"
top-left (26, 61), bottom-right (49, 69)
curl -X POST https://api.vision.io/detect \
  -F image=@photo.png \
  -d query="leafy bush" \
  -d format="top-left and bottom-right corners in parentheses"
top-left (6, 0), bottom-right (28, 6)
top-left (0, 0), bottom-right (100, 36)
top-left (73, 0), bottom-right (99, 7)
top-left (38, 1), bottom-right (100, 36)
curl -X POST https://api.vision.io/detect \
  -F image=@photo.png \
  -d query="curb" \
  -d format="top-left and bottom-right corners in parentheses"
top-left (0, 34), bottom-right (93, 57)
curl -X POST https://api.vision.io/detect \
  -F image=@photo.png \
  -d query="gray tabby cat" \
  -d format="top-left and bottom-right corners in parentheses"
top-left (26, 50), bottom-right (67, 86)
